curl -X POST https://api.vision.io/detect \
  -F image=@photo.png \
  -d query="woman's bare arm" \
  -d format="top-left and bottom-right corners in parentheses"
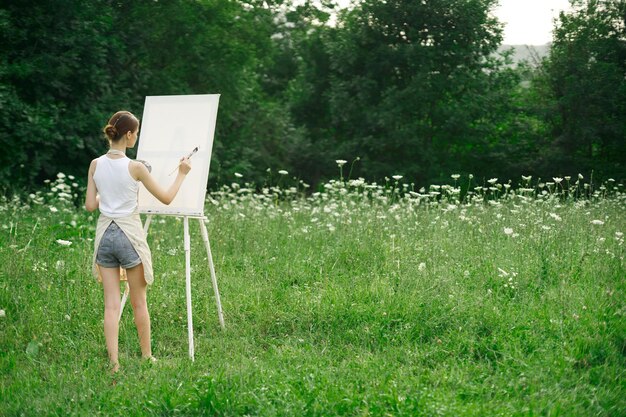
top-left (132, 158), bottom-right (191, 205)
top-left (85, 159), bottom-right (99, 212)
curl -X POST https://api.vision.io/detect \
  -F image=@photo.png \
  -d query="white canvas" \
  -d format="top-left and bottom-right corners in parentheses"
top-left (136, 94), bottom-right (220, 216)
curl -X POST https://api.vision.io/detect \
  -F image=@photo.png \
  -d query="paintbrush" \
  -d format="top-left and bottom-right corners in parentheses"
top-left (168, 146), bottom-right (198, 175)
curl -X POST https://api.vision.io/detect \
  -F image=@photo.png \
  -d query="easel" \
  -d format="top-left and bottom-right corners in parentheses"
top-left (120, 93), bottom-right (222, 361)
top-left (118, 212), bottom-right (224, 361)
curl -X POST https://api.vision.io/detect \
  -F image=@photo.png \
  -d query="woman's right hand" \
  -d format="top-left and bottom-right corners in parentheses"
top-left (178, 157), bottom-right (192, 175)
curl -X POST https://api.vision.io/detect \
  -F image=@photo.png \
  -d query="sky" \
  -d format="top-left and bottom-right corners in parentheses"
top-left (493, 0), bottom-right (573, 45)
top-left (331, 0), bottom-right (574, 45)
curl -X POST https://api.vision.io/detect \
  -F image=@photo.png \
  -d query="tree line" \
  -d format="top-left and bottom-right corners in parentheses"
top-left (1, 0), bottom-right (624, 192)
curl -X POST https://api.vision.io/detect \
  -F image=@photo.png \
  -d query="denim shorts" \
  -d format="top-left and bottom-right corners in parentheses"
top-left (96, 222), bottom-right (141, 269)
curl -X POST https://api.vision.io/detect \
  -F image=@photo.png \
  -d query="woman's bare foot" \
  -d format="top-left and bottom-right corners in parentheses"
top-left (110, 361), bottom-right (120, 374)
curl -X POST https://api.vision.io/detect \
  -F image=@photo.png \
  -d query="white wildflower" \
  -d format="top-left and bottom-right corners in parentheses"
top-left (504, 227), bottom-right (514, 235)
top-left (56, 173), bottom-right (66, 179)
top-left (522, 175), bottom-right (532, 181)
top-left (55, 239), bottom-right (72, 246)
top-left (64, 314), bottom-right (71, 321)
top-left (553, 177), bottom-right (563, 184)
top-left (549, 213), bottom-right (562, 221)
top-left (392, 175), bottom-right (403, 181)
top-left (336, 160), bottom-right (347, 167)
top-left (349, 178), bottom-right (365, 187)
top-left (234, 172), bottom-right (243, 178)
top-left (469, 174), bottom-right (474, 179)
top-left (418, 262), bottom-right (426, 271)
top-left (278, 170), bottom-right (288, 175)
top-left (488, 178), bottom-right (498, 184)
top-left (564, 176), bottom-right (571, 181)
top-left (591, 220), bottom-right (604, 225)
top-left (451, 174), bottom-right (460, 180)
top-left (0, 309), bottom-right (5, 318)
top-left (578, 173), bottom-right (584, 180)
top-left (49, 206), bottom-right (58, 213)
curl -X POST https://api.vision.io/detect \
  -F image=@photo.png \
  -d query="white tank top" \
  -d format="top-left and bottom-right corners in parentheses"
top-left (93, 155), bottom-right (139, 218)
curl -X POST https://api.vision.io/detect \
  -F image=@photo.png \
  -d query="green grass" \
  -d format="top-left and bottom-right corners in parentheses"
top-left (0, 175), bottom-right (625, 416)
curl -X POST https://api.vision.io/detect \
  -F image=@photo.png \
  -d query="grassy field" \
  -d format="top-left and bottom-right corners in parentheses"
top-left (1, 173), bottom-right (625, 416)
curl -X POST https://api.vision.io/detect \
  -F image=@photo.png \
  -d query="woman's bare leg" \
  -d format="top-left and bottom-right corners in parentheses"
top-left (100, 266), bottom-right (121, 372)
top-left (126, 263), bottom-right (152, 358)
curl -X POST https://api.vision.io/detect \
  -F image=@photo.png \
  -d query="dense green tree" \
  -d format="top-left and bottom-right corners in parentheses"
top-left (317, 0), bottom-right (505, 183)
top-left (1, 0), bottom-right (624, 193)
top-left (481, 61), bottom-right (555, 179)
top-left (0, 0), bottom-right (303, 190)
top-left (0, 0), bottom-right (116, 190)
top-left (546, 0), bottom-right (626, 178)
top-left (261, 1), bottom-right (337, 184)
top-left (103, 0), bottom-right (297, 184)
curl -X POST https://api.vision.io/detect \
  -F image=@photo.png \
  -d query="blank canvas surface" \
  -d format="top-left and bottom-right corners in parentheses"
top-left (136, 94), bottom-right (220, 216)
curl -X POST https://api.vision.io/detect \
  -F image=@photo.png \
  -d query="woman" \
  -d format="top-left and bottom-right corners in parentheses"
top-left (85, 110), bottom-right (191, 373)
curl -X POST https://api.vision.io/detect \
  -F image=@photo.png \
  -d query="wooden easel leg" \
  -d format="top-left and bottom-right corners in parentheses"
top-left (198, 218), bottom-right (225, 329)
top-left (119, 282), bottom-right (129, 322)
top-left (143, 214), bottom-right (153, 234)
top-left (119, 215), bottom-right (153, 322)
top-left (183, 216), bottom-right (195, 361)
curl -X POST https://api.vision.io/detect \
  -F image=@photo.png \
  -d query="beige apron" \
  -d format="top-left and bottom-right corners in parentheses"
top-left (91, 211), bottom-right (154, 285)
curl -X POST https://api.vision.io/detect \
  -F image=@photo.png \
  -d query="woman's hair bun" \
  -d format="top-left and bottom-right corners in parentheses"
top-left (104, 124), bottom-right (119, 141)
top-left (103, 111), bottom-right (139, 142)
